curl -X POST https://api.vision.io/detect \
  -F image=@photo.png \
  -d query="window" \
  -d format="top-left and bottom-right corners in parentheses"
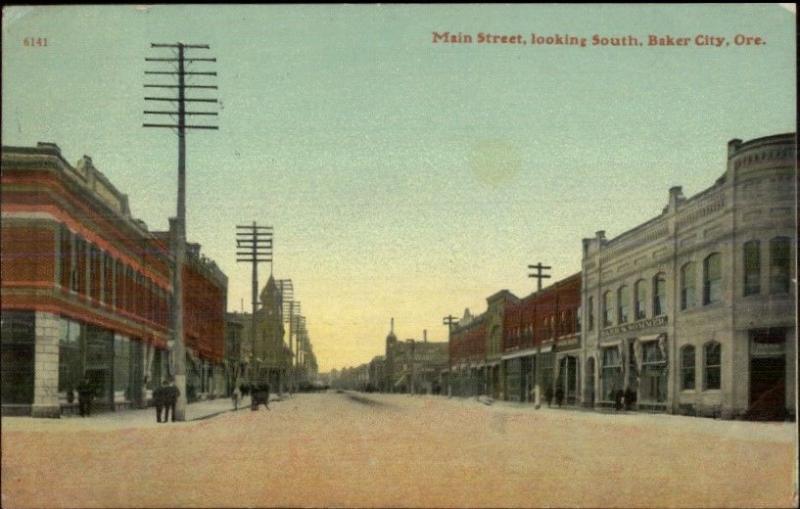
top-left (703, 253), bottom-right (721, 305)
top-left (653, 273), bottom-right (666, 316)
top-left (640, 340), bottom-right (667, 403)
top-left (617, 286), bottom-right (630, 323)
top-left (601, 346), bottom-right (623, 401)
top-left (703, 341), bottom-right (721, 390)
top-left (603, 291), bottom-right (613, 327)
top-left (59, 227), bottom-right (73, 290)
top-left (1, 311), bottom-right (36, 405)
top-left (575, 307), bottom-right (581, 333)
top-left (769, 237), bottom-right (790, 294)
top-left (680, 345), bottom-right (695, 390)
top-left (58, 319), bottom-right (83, 395)
top-left (743, 241), bottom-right (760, 296)
top-left (634, 280), bottom-right (646, 320)
top-left (588, 296), bottom-right (594, 331)
top-left (680, 262), bottom-right (696, 310)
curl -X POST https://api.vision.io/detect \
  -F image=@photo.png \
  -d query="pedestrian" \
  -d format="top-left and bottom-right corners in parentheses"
top-left (263, 382), bottom-right (270, 410)
top-left (154, 380), bottom-right (166, 423)
top-left (532, 383), bottom-right (541, 409)
top-left (164, 379), bottom-right (180, 422)
top-left (555, 385), bottom-right (564, 408)
top-left (76, 376), bottom-right (94, 417)
top-left (545, 384), bottom-right (554, 408)
top-left (232, 384), bottom-right (241, 411)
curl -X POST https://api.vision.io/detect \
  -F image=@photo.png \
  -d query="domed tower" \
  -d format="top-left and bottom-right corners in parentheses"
top-left (385, 318), bottom-right (397, 393)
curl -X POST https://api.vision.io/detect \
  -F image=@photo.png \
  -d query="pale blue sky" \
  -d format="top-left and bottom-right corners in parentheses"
top-left (2, 5), bottom-right (795, 371)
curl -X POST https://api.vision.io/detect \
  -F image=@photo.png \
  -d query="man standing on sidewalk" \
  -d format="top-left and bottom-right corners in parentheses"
top-left (76, 376), bottom-right (94, 417)
top-left (154, 381), bottom-right (166, 423)
top-left (164, 379), bottom-right (180, 422)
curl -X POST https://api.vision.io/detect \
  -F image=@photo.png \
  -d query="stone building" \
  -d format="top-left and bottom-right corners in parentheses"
top-left (1, 142), bottom-right (228, 416)
top-left (581, 133), bottom-right (796, 419)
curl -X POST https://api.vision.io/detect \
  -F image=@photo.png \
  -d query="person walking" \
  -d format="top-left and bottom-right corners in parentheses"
top-left (76, 376), bottom-right (94, 417)
top-left (232, 384), bottom-right (242, 411)
top-left (154, 381), bottom-right (166, 423)
top-left (555, 384), bottom-right (565, 408)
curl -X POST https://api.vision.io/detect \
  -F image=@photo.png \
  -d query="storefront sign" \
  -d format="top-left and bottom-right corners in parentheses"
top-left (750, 341), bottom-right (785, 358)
top-left (600, 315), bottom-right (668, 337)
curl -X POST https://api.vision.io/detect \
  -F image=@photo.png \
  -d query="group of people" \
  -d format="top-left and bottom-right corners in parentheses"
top-left (153, 380), bottom-right (180, 423)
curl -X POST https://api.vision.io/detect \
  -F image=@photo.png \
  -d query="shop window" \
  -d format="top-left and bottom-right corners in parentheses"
top-left (703, 341), bottom-right (721, 390)
top-left (743, 241), bottom-right (760, 296)
top-left (634, 280), bottom-right (646, 320)
top-left (680, 262), bottom-right (696, 310)
top-left (114, 335), bottom-right (131, 402)
top-left (58, 319), bottom-right (83, 397)
top-left (653, 273), bottom-right (666, 316)
top-left (769, 237), bottom-right (790, 294)
top-left (703, 253), bottom-right (722, 305)
top-left (602, 291), bottom-right (613, 327)
top-left (617, 286), bottom-right (630, 324)
top-left (640, 340), bottom-right (667, 403)
top-left (601, 346), bottom-right (623, 401)
top-left (681, 345), bottom-right (695, 390)
top-left (0, 311), bottom-right (35, 405)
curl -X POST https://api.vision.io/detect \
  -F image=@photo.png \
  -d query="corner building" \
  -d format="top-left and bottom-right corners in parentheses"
top-left (581, 133), bottom-right (796, 419)
top-left (1, 143), bottom-right (228, 416)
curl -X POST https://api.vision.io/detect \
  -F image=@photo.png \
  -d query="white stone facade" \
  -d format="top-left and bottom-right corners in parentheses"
top-left (580, 133), bottom-right (796, 419)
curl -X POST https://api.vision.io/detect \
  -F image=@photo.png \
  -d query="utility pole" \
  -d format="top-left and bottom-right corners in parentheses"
top-left (443, 314), bottom-right (458, 396)
top-left (528, 263), bottom-right (552, 292)
top-left (144, 42), bottom-right (218, 421)
top-left (236, 223), bottom-right (273, 384)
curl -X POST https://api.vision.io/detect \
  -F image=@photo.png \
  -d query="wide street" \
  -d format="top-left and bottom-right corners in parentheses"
top-left (1, 392), bottom-right (796, 508)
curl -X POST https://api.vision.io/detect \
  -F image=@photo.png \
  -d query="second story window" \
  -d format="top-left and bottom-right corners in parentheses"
top-left (588, 296), bottom-right (595, 330)
top-left (634, 280), bottom-right (646, 320)
top-left (743, 240), bottom-right (760, 296)
top-left (603, 291), bottom-right (613, 327)
top-left (769, 237), bottom-right (790, 294)
top-left (703, 253), bottom-right (721, 305)
top-left (617, 286), bottom-right (630, 324)
top-left (653, 273), bottom-right (666, 316)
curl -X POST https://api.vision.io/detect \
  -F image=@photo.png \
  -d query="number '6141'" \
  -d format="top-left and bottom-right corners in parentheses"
top-left (23, 38), bottom-right (48, 47)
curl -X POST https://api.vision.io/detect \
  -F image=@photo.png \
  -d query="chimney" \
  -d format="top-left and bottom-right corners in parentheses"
top-left (390, 317), bottom-right (394, 333)
top-left (423, 329), bottom-right (427, 343)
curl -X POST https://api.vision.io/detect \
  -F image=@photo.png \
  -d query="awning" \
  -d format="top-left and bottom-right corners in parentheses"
top-left (502, 348), bottom-right (538, 361)
top-left (639, 333), bottom-right (666, 342)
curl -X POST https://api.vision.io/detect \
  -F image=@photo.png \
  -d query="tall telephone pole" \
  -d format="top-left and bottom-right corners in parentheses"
top-left (528, 263), bottom-right (552, 291)
top-left (144, 42), bottom-right (218, 421)
top-left (236, 223), bottom-right (273, 383)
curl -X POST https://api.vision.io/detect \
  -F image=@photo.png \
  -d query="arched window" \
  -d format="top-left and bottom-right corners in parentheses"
top-left (680, 345), bottom-right (695, 390)
top-left (634, 280), bottom-right (646, 320)
top-left (603, 291), bottom-right (613, 327)
top-left (703, 341), bottom-right (721, 390)
top-left (617, 286), bottom-right (630, 323)
top-left (680, 262), bottom-right (696, 310)
top-left (769, 237), bottom-right (790, 294)
top-left (703, 253), bottom-right (722, 305)
top-left (743, 240), bottom-right (760, 296)
top-left (652, 273), bottom-right (666, 316)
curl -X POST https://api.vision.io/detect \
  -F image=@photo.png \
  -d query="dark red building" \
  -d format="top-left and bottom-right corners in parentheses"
top-left (501, 273), bottom-right (581, 403)
top-left (1, 142), bottom-right (227, 416)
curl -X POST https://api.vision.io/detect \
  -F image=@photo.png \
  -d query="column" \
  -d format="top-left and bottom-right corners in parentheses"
top-left (32, 311), bottom-right (61, 418)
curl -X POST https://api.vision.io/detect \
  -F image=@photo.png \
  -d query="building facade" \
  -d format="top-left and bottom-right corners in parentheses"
top-left (1, 143), bottom-right (228, 416)
top-left (581, 133), bottom-right (796, 419)
top-left (502, 273), bottom-right (581, 404)
top-left (448, 309), bottom-right (487, 397)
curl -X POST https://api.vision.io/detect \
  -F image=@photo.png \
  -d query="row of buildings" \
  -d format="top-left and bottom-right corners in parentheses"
top-left (331, 320), bottom-right (448, 394)
top-left (0, 142), bottom-right (316, 417)
top-left (334, 133), bottom-right (795, 421)
top-left (446, 133), bottom-right (796, 420)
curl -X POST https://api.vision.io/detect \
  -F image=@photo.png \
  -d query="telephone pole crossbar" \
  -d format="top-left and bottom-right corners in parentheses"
top-left (528, 263), bottom-right (552, 292)
top-left (143, 42), bottom-right (218, 421)
top-left (236, 223), bottom-right (274, 385)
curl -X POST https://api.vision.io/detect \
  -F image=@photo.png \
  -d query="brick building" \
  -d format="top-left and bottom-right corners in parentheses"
top-left (1, 142), bottom-right (228, 416)
top-left (448, 309), bottom-right (487, 396)
top-left (502, 273), bottom-right (581, 404)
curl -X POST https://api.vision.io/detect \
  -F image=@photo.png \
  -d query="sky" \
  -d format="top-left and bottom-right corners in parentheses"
top-left (2, 5), bottom-right (795, 372)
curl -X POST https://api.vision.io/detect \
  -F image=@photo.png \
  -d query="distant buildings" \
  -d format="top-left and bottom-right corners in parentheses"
top-left (1, 143), bottom-right (228, 416)
top-left (443, 133), bottom-right (796, 420)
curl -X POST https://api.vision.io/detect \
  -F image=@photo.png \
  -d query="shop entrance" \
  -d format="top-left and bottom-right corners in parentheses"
top-left (748, 329), bottom-right (786, 420)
